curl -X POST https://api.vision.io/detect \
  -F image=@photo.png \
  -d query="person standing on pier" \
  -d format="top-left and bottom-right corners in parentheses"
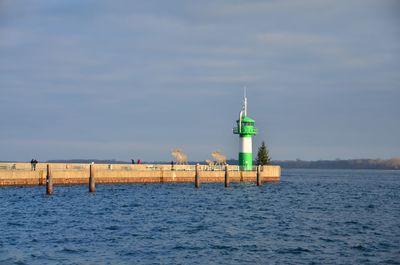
top-left (31, 159), bottom-right (38, 171)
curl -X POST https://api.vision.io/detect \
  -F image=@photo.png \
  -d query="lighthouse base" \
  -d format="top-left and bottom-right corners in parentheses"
top-left (239, 152), bottom-right (253, 171)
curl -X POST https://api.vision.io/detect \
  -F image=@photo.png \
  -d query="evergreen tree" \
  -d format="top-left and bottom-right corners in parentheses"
top-left (256, 141), bottom-right (271, 166)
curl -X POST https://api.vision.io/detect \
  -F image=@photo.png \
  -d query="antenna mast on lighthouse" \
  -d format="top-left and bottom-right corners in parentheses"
top-left (243, 87), bottom-right (248, 116)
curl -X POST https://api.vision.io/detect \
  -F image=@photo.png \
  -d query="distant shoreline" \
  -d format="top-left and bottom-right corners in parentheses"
top-left (269, 158), bottom-right (400, 170)
top-left (1, 158), bottom-right (399, 170)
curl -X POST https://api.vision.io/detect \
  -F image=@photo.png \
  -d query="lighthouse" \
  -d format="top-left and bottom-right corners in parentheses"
top-left (233, 90), bottom-right (258, 171)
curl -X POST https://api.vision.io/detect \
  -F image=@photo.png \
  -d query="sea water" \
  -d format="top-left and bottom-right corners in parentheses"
top-left (0, 169), bottom-right (399, 264)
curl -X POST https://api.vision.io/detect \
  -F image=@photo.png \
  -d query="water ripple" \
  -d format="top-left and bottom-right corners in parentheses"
top-left (0, 169), bottom-right (399, 264)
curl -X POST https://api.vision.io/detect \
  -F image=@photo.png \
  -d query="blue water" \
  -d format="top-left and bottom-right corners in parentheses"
top-left (0, 169), bottom-right (399, 264)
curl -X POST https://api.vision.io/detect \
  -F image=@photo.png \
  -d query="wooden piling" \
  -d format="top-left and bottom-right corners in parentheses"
top-left (256, 165), bottom-right (262, 186)
top-left (89, 164), bottom-right (95, 192)
top-left (195, 164), bottom-right (200, 188)
top-left (46, 164), bottom-right (53, 195)
top-left (160, 167), bottom-right (164, 183)
top-left (224, 164), bottom-right (229, 188)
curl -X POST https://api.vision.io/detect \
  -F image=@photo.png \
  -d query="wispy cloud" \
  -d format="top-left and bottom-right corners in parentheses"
top-left (256, 32), bottom-right (332, 46)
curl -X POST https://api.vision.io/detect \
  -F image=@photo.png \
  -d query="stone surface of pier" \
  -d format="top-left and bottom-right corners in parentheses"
top-left (0, 163), bottom-right (280, 186)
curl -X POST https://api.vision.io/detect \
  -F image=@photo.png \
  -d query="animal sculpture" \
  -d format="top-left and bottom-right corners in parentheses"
top-left (171, 149), bottom-right (188, 164)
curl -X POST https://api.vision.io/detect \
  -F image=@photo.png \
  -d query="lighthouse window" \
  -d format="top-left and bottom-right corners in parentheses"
top-left (242, 122), bottom-right (254, 126)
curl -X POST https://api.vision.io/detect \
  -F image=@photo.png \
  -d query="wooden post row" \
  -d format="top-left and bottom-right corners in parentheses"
top-left (89, 164), bottom-right (95, 192)
top-left (224, 164), bottom-right (229, 188)
top-left (195, 164), bottom-right (200, 188)
top-left (46, 164), bottom-right (53, 195)
top-left (256, 165), bottom-right (262, 186)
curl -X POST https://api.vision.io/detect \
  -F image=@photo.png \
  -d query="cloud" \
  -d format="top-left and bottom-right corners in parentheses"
top-left (0, 0), bottom-right (399, 161)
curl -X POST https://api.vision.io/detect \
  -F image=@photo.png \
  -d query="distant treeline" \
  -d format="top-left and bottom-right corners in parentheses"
top-left (269, 158), bottom-right (400, 170)
top-left (41, 157), bottom-right (400, 170)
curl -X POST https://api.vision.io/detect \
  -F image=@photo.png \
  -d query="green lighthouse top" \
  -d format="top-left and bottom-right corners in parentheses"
top-left (233, 116), bottom-right (258, 135)
top-left (240, 116), bottom-right (255, 123)
top-left (232, 90), bottom-right (258, 135)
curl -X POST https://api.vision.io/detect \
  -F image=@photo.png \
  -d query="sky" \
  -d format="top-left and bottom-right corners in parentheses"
top-left (0, 0), bottom-right (399, 162)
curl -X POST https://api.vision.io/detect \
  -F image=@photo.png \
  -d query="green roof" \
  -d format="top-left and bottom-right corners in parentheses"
top-left (241, 116), bottom-right (255, 123)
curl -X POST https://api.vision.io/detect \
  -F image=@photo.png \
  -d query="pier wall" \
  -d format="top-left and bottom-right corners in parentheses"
top-left (0, 163), bottom-right (280, 186)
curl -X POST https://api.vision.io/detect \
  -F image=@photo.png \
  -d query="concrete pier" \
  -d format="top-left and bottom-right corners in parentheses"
top-left (0, 163), bottom-right (280, 187)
